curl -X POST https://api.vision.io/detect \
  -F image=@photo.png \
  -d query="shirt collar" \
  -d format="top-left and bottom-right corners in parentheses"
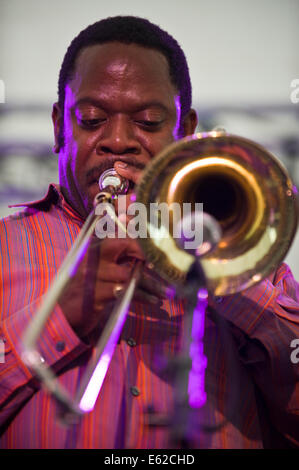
top-left (8, 183), bottom-right (85, 224)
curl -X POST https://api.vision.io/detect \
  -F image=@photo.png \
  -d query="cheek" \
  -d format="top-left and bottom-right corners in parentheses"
top-left (63, 115), bottom-right (95, 180)
top-left (138, 130), bottom-right (177, 158)
top-left (153, 133), bottom-right (176, 156)
top-left (60, 132), bottom-right (79, 179)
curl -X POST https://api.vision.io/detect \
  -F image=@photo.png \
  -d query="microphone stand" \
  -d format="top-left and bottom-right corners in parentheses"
top-left (169, 260), bottom-right (208, 448)
top-left (147, 213), bottom-right (221, 448)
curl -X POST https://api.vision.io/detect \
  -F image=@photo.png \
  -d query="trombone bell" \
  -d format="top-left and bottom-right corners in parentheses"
top-left (136, 131), bottom-right (299, 296)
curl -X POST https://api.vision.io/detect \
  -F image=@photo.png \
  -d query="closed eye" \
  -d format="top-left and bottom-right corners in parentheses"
top-left (135, 120), bottom-right (163, 130)
top-left (79, 118), bottom-right (105, 129)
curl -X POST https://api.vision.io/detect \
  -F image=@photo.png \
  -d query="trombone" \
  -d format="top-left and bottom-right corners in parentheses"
top-left (21, 130), bottom-right (299, 424)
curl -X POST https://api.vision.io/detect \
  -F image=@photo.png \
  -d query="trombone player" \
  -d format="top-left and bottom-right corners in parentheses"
top-left (0, 15), bottom-right (299, 449)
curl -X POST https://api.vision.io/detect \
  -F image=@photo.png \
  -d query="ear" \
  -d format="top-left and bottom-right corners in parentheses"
top-left (181, 108), bottom-right (198, 137)
top-left (52, 102), bottom-right (63, 153)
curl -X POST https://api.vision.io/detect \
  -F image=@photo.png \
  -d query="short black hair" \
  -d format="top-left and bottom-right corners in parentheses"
top-left (57, 15), bottom-right (192, 147)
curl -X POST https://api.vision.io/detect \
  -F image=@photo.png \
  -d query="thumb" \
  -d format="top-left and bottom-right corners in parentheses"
top-left (114, 161), bottom-right (143, 185)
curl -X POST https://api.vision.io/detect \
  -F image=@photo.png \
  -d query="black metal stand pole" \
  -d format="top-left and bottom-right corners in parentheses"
top-left (169, 260), bottom-right (208, 448)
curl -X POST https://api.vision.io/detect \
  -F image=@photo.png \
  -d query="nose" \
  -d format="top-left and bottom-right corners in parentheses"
top-left (97, 115), bottom-right (141, 156)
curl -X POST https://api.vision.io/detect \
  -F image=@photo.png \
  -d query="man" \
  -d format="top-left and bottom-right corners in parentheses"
top-left (1, 15), bottom-right (299, 449)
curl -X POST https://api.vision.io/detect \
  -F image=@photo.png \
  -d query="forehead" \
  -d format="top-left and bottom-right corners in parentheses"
top-left (66, 42), bottom-right (177, 105)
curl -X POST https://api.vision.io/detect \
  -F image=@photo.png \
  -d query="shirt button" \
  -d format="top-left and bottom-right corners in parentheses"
top-left (127, 337), bottom-right (136, 347)
top-left (56, 340), bottom-right (66, 352)
top-left (130, 386), bottom-right (140, 397)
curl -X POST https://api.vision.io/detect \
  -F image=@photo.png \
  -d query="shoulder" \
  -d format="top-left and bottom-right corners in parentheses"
top-left (0, 205), bottom-right (64, 250)
top-left (0, 208), bottom-right (32, 237)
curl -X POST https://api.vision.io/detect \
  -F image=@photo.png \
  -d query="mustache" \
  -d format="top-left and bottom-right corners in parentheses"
top-left (85, 157), bottom-right (145, 186)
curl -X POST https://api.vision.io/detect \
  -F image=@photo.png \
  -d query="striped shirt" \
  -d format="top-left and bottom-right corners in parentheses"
top-left (1, 184), bottom-right (299, 449)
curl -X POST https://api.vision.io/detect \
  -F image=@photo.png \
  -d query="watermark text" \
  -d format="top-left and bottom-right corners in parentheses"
top-left (290, 79), bottom-right (299, 104)
top-left (290, 338), bottom-right (299, 364)
top-left (95, 198), bottom-right (205, 250)
top-left (0, 339), bottom-right (5, 363)
top-left (0, 79), bottom-right (5, 103)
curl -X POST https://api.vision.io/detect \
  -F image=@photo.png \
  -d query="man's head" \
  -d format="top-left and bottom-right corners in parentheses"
top-left (52, 16), bottom-right (197, 217)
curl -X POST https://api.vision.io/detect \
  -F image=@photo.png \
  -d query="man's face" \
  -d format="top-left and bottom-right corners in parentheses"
top-left (53, 42), bottom-right (197, 217)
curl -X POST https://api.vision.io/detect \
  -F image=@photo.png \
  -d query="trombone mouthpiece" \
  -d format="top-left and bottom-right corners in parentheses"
top-left (98, 168), bottom-right (129, 196)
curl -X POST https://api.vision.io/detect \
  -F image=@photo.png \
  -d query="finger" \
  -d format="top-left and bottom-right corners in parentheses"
top-left (94, 281), bottom-right (160, 306)
top-left (96, 265), bottom-right (166, 305)
top-left (114, 161), bottom-right (143, 185)
top-left (139, 272), bottom-right (169, 300)
top-left (94, 282), bottom-right (161, 306)
top-left (133, 286), bottom-right (162, 306)
top-left (96, 262), bottom-right (133, 283)
top-left (94, 281), bottom-right (126, 303)
top-left (144, 263), bottom-right (169, 284)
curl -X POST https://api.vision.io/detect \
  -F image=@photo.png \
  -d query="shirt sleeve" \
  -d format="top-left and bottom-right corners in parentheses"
top-left (0, 296), bottom-right (89, 430)
top-left (209, 262), bottom-right (299, 447)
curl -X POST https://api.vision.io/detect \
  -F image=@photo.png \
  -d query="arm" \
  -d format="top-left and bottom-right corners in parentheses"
top-left (0, 232), bottom-right (165, 433)
top-left (0, 298), bottom-right (89, 432)
top-left (210, 263), bottom-right (299, 447)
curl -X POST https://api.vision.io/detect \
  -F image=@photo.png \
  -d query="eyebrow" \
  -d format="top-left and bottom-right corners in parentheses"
top-left (73, 97), bottom-right (170, 113)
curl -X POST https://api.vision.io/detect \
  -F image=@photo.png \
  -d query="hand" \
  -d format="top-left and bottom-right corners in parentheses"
top-left (58, 160), bottom-right (169, 342)
top-left (113, 160), bottom-right (143, 186)
top-left (58, 230), bottom-right (168, 343)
